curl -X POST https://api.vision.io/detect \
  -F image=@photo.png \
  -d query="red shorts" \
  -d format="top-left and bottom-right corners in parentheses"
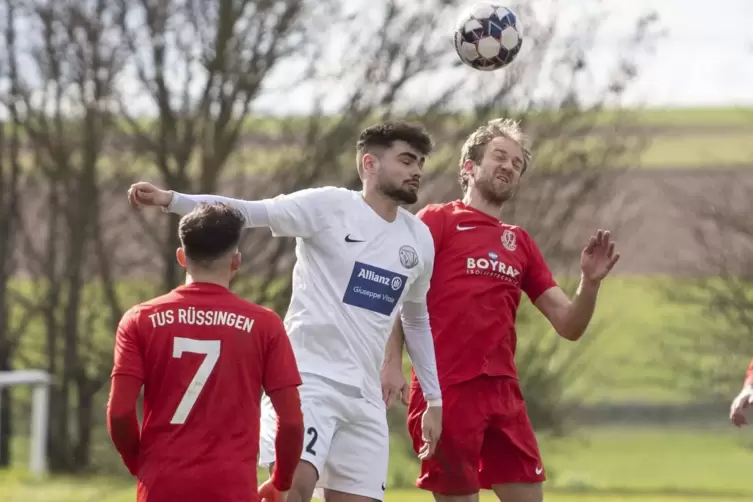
top-left (407, 375), bottom-right (545, 495)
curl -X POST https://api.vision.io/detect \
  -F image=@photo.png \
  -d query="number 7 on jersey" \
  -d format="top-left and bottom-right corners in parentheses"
top-left (171, 337), bottom-right (221, 425)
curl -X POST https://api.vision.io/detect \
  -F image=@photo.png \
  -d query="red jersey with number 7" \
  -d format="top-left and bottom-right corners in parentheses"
top-left (112, 282), bottom-right (302, 502)
top-left (414, 201), bottom-right (557, 388)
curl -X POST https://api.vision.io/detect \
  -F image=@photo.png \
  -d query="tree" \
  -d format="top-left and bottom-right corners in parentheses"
top-left (1, 0), bottom-right (132, 471)
top-left (0, 0), bottom-right (662, 473)
top-left (0, 0), bottom-right (39, 467)
top-left (659, 162), bottom-right (753, 400)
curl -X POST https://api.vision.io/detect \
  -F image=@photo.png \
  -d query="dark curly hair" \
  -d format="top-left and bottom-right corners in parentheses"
top-left (356, 121), bottom-right (434, 177)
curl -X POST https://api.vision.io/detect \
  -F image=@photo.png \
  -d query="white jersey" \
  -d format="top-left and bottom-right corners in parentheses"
top-left (174, 187), bottom-right (435, 404)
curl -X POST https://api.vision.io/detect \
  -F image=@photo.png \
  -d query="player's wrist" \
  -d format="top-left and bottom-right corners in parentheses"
top-left (161, 190), bottom-right (174, 208)
top-left (426, 397), bottom-right (442, 407)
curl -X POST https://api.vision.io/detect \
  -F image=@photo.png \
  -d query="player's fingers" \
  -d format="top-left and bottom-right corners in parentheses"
top-left (606, 241), bottom-right (615, 258)
top-left (384, 389), bottom-right (395, 408)
top-left (602, 230), bottom-right (611, 248)
top-left (127, 188), bottom-right (140, 209)
top-left (607, 253), bottom-right (621, 271)
top-left (596, 229), bottom-right (604, 246)
top-left (401, 383), bottom-right (410, 406)
top-left (584, 236), bottom-right (597, 253)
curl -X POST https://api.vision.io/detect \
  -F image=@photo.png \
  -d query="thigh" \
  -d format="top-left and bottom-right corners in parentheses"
top-left (321, 401), bottom-right (389, 501)
top-left (480, 379), bottom-right (545, 489)
top-left (259, 376), bottom-right (341, 477)
top-left (408, 379), bottom-right (487, 496)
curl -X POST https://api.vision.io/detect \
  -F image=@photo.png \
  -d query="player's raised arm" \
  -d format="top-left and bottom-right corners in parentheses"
top-left (127, 182), bottom-right (340, 238)
top-left (107, 309), bottom-right (145, 476)
top-left (532, 229), bottom-right (620, 341)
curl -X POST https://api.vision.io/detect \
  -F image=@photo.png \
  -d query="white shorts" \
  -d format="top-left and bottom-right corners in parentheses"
top-left (259, 373), bottom-right (388, 501)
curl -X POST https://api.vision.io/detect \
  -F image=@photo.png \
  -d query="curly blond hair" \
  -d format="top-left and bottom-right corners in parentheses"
top-left (458, 118), bottom-right (531, 193)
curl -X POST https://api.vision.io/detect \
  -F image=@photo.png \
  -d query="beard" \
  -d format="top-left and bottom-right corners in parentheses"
top-left (474, 175), bottom-right (514, 205)
top-left (380, 179), bottom-right (419, 205)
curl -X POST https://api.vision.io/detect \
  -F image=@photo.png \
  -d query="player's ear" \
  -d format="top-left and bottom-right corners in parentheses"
top-left (462, 159), bottom-right (476, 174)
top-left (362, 153), bottom-right (379, 175)
top-left (176, 248), bottom-right (187, 268)
top-left (230, 251), bottom-right (242, 273)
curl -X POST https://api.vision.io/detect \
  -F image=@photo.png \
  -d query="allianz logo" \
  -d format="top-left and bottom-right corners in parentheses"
top-left (357, 268), bottom-right (403, 291)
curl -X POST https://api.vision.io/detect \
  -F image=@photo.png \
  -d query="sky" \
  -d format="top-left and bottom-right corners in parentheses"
top-left (6, 0), bottom-right (752, 117)
top-left (249, 0), bottom-right (753, 114)
top-left (606, 0), bottom-right (753, 107)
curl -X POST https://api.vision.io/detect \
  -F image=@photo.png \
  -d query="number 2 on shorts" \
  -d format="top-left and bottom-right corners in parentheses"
top-left (170, 337), bottom-right (221, 425)
top-left (305, 427), bottom-right (318, 455)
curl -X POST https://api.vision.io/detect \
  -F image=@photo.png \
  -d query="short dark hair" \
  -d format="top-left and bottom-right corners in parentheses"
top-left (178, 202), bottom-right (245, 267)
top-left (356, 121), bottom-right (434, 174)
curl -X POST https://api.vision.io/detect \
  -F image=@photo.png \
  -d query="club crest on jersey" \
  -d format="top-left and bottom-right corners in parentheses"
top-left (501, 229), bottom-right (517, 251)
top-left (343, 262), bottom-right (408, 316)
top-left (399, 245), bottom-right (419, 269)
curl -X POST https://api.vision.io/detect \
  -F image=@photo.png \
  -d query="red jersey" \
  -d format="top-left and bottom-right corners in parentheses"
top-left (112, 282), bottom-right (302, 502)
top-left (746, 359), bottom-right (753, 386)
top-left (414, 201), bottom-right (557, 387)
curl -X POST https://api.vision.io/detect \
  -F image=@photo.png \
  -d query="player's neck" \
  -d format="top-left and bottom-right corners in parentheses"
top-left (185, 273), bottom-right (230, 289)
top-left (361, 190), bottom-right (398, 223)
top-left (462, 191), bottom-right (503, 220)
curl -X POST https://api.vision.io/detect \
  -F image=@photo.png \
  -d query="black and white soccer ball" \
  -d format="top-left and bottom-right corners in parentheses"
top-left (453, 3), bottom-right (523, 71)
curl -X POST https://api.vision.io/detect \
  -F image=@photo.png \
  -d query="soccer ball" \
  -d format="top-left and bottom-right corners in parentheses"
top-left (453, 3), bottom-right (523, 71)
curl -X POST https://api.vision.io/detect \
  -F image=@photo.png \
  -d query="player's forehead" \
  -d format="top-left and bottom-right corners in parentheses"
top-left (385, 140), bottom-right (423, 162)
top-left (485, 135), bottom-right (523, 161)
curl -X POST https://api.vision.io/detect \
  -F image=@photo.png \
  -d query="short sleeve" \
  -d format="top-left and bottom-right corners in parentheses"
top-left (521, 232), bottom-right (557, 303)
top-left (111, 308), bottom-right (145, 381)
top-left (415, 204), bottom-right (445, 254)
top-left (263, 187), bottom-right (344, 239)
top-left (262, 314), bottom-right (303, 393)
top-left (745, 359), bottom-right (753, 385)
top-left (403, 226), bottom-right (436, 303)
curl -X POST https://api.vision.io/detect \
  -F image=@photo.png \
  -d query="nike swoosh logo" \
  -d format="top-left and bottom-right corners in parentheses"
top-left (345, 234), bottom-right (365, 243)
top-left (535, 467), bottom-right (544, 475)
top-left (456, 225), bottom-right (475, 231)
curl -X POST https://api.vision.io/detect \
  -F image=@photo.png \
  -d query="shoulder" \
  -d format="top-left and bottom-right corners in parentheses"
top-left (415, 202), bottom-right (453, 221)
top-left (398, 208), bottom-right (435, 257)
top-left (270, 186), bottom-right (353, 207)
top-left (501, 224), bottom-right (541, 256)
top-left (299, 186), bottom-right (354, 202)
top-left (228, 295), bottom-right (285, 329)
top-left (118, 291), bottom-right (177, 329)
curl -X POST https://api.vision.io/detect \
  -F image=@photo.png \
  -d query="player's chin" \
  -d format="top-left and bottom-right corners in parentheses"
top-left (395, 187), bottom-right (419, 205)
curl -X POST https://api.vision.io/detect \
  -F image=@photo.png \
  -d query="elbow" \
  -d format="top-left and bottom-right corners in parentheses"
top-left (554, 323), bottom-right (585, 342)
top-left (558, 330), bottom-right (583, 342)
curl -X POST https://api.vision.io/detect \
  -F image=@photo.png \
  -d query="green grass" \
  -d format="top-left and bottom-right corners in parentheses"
top-left (8, 107), bottom-right (753, 178)
top-left (639, 133), bottom-right (753, 168)
top-left (621, 107), bottom-right (753, 127)
top-left (507, 276), bottom-right (705, 404)
top-left (4, 427), bottom-right (753, 501)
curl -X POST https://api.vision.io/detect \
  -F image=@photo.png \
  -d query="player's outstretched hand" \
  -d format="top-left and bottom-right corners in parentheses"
top-left (580, 229), bottom-right (620, 282)
top-left (258, 479), bottom-right (288, 502)
top-left (127, 182), bottom-right (173, 209)
top-left (380, 361), bottom-right (409, 408)
top-left (730, 387), bottom-right (753, 427)
top-left (418, 406), bottom-right (442, 460)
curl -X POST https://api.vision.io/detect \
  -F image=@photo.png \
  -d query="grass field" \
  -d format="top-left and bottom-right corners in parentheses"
top-left (9, 107), bottom-right (753, 176)
top-left (4, 427), bottom-right (753, 502)
top-left (506, 275), bottom-right (707, 404)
